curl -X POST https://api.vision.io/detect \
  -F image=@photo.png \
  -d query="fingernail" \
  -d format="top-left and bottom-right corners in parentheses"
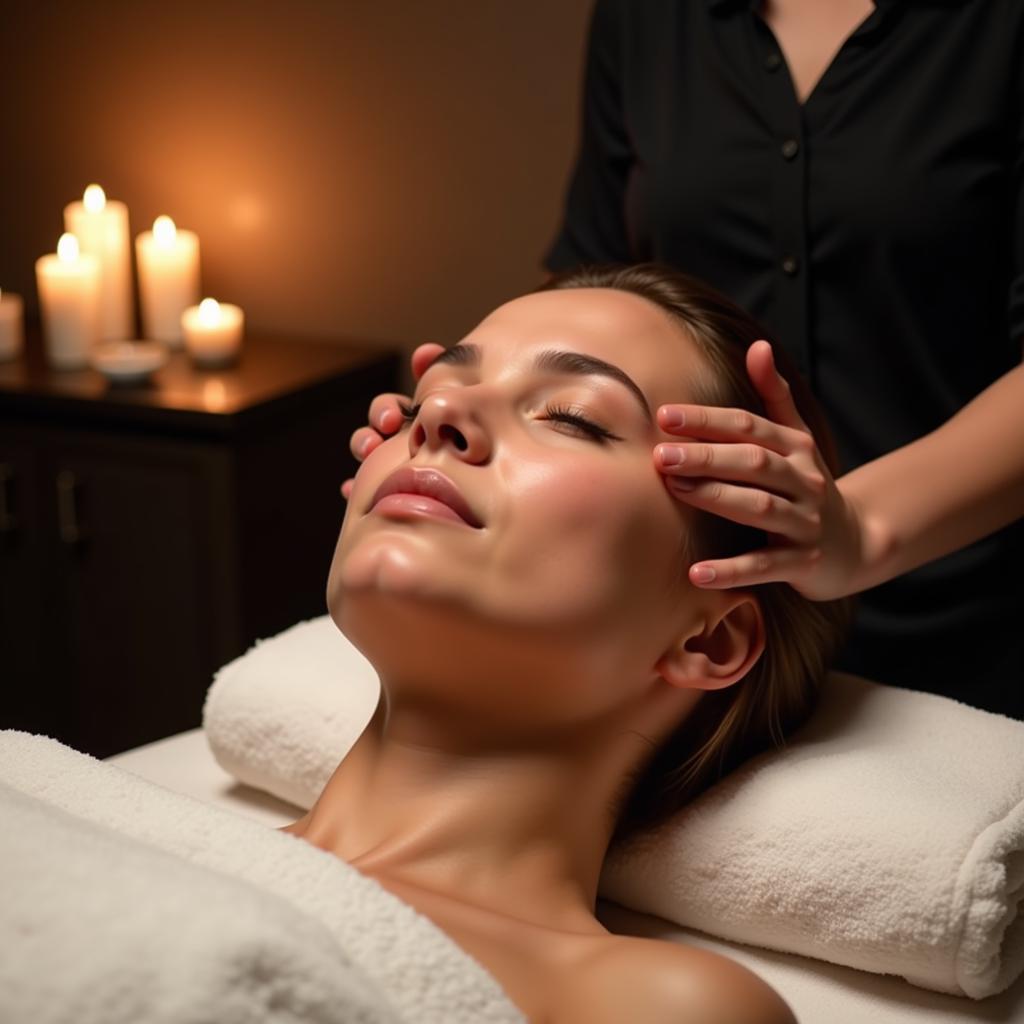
top-left (378, 409), bottom-right (395, 433)
top-left (661, 408), bottom-right (685, 428)
top-left (359, 437), bottom-right (372, 457)
top-left (659, 446), bottom-right (684, 467)
top-left (692, 565), bottom-right (716, 584)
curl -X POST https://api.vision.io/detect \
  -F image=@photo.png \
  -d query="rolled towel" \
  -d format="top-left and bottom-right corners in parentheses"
top-left (202, 615), bottom-right (1024, 999)
top-left (598, 674), bottom-right (1024, 1001)
top-left (204, 616), bottom-right (379, 809)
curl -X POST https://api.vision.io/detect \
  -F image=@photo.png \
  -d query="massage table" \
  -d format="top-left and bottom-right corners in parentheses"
top-left (106, 727), bottom-right (1024, 1024)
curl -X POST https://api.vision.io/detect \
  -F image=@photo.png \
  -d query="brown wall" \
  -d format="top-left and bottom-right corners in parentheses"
top-left (0, 0), bottom-right (593, 380)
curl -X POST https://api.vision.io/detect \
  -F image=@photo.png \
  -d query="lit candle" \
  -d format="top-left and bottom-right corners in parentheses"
top-left (0, 288), bottom-right (24, 362)
top-left (35, 233), bottom-right (101, 370)
top-left (63, 184), bottom-right (134, 340)
top-left (181, 297), bottom-right (244, 367)
top-left (136, 215), bottom-right (200, 346)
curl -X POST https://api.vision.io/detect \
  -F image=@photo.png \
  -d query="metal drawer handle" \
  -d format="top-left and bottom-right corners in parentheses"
top-left (0, 463), bottom-right (17, 534)
top-left (56, 469), bottom-right (86, 545)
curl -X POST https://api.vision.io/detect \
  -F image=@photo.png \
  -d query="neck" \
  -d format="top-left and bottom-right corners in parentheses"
top-left (285, 685), bottom-right (686, 933)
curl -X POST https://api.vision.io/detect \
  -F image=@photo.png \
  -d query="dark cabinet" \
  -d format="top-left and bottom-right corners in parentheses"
top-left (0, 329), bottom-right (401, 757)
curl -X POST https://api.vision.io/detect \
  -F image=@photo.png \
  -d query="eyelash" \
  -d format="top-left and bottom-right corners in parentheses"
top-left (395, 400), bottom-right (621, 443)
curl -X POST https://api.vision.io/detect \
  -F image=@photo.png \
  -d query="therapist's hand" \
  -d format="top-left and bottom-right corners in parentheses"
top-left (341, 342), bottom-right (447, 500)
top-left (656, 340), bottom-right (868, 602)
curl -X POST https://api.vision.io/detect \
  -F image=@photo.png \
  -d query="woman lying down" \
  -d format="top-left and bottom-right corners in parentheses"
top-left (278, 264), bottom-right (855, 1023)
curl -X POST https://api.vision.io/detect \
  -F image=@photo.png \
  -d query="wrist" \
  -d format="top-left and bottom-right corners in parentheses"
top-left (838, 478), bottom-right (899, 593)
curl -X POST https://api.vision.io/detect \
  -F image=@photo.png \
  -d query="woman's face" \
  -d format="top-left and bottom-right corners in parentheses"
top-left (328, 287), bottom-right (712, 723)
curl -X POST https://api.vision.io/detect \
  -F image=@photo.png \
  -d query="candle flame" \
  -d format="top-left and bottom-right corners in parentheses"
top-left (198, 298), bottom-right (221, 325)
top-left (153, 215), bottom-right (177, 247)
top-left (83, 184), bottom-right (106, 213)
top-left (57, 233), bottom-right (80, 262)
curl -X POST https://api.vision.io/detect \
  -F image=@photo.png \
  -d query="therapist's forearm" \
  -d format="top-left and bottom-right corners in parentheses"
top-left (836, 359), bottom-right (1024, 593)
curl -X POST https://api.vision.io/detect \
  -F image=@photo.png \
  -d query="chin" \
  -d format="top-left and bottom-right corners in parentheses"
top-left (328, 530), bottom-right (468, 610)
top-left (326, 543), bottom-right (473, 669)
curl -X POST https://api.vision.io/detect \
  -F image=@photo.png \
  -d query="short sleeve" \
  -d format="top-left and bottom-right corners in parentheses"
top-left (542, 0), bottom-right (635, 272)
top-left (1009, 26), bottom-right (1024, 352)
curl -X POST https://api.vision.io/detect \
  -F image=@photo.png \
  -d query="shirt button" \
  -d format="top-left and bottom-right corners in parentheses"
top-left (764, 52), bottom-right (782, 72)
top-left (781, 138), bottom-right (800, 160)
top-left (781, 255), bottom-right (800, 276)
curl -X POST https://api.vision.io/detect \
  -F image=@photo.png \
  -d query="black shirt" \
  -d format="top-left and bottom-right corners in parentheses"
top-left (543, 0), bottom-right (1024, 718)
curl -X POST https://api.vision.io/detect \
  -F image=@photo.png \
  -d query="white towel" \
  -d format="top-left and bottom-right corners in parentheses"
top-left (0, 730), bottom-right (524, 1024)
top-left (598, 674), bottom-right (1024, 1001)
top-left (203, 616), bottom-right (380, 810)
top-left (202, 614), bottom-right (1024, 999)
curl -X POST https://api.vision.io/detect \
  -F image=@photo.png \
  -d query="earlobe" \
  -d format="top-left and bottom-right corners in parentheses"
top-left (655, 594), bottom-right (765, 692)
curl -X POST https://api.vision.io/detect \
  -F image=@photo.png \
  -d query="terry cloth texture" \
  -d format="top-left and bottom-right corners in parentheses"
top-left (0, 730), bottom-right (525, 1024)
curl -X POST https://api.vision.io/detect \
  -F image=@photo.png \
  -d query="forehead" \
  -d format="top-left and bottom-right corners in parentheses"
top-left (463, 287), bottom-right (703, 405)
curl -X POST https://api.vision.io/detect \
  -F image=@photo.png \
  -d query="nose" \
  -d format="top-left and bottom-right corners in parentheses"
top-left (409, 389), bottom-right (492, 463)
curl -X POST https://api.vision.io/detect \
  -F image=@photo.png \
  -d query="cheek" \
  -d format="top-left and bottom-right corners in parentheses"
top-left (492, 452), bottom-right (680, 602)
top-left (349, 439), bottom-right (397, 500)
top-left (338, 436), bottom-right (413, 541)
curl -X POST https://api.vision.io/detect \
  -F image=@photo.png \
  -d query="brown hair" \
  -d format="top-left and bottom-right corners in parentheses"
top-left (534, 263), bottom-right (856, 843)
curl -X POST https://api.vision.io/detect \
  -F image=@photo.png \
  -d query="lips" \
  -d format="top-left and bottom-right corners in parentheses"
top-left (369, 466), bottom-right (484, 528)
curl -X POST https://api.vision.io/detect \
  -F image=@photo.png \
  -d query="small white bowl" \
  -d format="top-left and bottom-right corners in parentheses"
top-left (90, 340), bottom-right (167, 384)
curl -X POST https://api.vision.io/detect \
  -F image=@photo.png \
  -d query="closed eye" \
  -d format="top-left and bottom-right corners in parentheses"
top-left (543, 403), bottom-right (622, 442)
top-left (396, 400), bottom-right (623, 443)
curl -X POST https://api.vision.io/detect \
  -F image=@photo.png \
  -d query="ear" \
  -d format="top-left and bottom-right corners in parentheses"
top-left (654, 592), bottom-right (765, 692)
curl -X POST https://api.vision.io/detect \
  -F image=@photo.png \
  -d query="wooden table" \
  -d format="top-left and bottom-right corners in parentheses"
top-left (0, 326), bottom-right (401, 757)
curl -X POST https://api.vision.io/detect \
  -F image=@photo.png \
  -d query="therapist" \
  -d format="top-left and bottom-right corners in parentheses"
top-left (346, 0), bottom-right (1024, 721)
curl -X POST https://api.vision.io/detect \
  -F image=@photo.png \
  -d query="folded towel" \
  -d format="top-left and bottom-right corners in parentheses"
top-left (203, 615), bottom-right (1024, 999)
top-left (0, 731), bottom-right (524, 1024)
top-left (0, 780), bottom-right (394, 1024)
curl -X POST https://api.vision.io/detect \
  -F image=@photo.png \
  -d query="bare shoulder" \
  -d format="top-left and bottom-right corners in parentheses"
top-left (554, 934), bottom-right (797, 1024)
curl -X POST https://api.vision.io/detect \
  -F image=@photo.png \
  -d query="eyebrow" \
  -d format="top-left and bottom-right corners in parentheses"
top-left (427, 342), bottom-right (654, 425)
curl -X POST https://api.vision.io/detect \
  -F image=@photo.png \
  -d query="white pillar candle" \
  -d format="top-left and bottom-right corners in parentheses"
top-left (181, 297), bottom-right (244, 367)
top-left (136, 215), bottom-right (200, 347)
top-left (0, 288), bottom-right (25, 362)
top-left (63, 184), bottom-right (134, 341)
top-left (35, 234), bottom-right (101, 370)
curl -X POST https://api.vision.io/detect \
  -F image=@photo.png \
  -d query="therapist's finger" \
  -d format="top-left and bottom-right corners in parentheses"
top-left (351, 424), bottom-right (388, 460)
top-left (688, 544), bottom-right (821, 589)
top-left (745, 340), bottom-right (810, 434)
top-left (341, 478), bottom-right (354, 501)
top-left (354, 342), bottom-right (447, 443)
top-left (369, 391), bottom-right (416, 437)
top-left (411, 342), bottom-right (447, 380)
top-left (667, 475), bottom-right (823, 546)
top-left (359, 343), bottom-right (444, 443)
top-left (656, 402), bottom-right (814, 459)
top-left (655, 440), bottom-right (810, 503)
